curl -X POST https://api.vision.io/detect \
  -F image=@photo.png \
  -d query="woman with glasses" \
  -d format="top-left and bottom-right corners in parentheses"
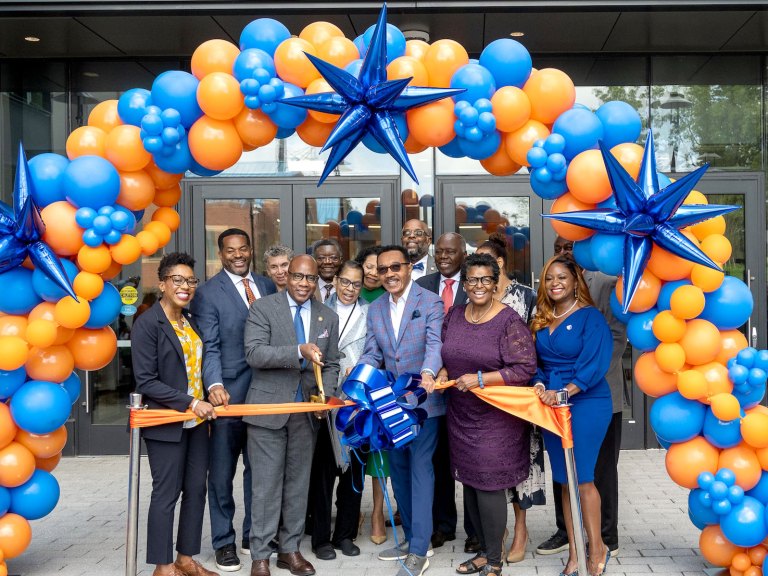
top-left (437, 253), bottom-right (537, 576)
top-left (131, 253), bottom-right (219, 576)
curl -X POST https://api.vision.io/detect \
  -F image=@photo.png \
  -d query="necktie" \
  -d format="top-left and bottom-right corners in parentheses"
top-left (242, 278), bottom-right (256, 305)
top-left (442, 279), bottom-right (455, 314)
top-left (293, 304), bottom-right (306, 401)
top-left (323, 284), bottom-right (333, 303)
top-left (412, 262), bottom-right (424, 271)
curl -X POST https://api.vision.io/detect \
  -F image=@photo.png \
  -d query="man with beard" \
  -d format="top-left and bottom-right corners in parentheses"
top-left (401, 219), bottom-right (436, 281)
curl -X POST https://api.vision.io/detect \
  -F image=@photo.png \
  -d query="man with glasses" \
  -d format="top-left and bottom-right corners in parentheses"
top-left (243, 255), bottom-right (340, 576)
top-left (358, 245), bottom-right (444, 576)
top-left (312, 239), bottom-right (343, 303)
top-left (191, 228), bottom-right (276, 572)
top-left (401, 219), bottom-right (437, 280)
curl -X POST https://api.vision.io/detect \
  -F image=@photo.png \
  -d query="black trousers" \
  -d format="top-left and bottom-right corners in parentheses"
top-left (307, 424), bottom-right (367, 547)
top-left (552, 411), bottom-right (622, 545)
top-left (432, 415), bottom-right (458, 535)
top-left (145, 423), bottom-right (209, 565)
top-left (463, 485), bottom-right (507, 564)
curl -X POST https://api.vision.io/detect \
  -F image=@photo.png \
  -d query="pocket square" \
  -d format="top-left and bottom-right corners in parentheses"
top-left (412, 310), bottom-right (421, 319)
top-left (318, 329), bottom-right (329, 339)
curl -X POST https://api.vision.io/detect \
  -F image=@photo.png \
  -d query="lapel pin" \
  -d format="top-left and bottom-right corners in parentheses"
top-left (318, 316), bottom-right (323, 322)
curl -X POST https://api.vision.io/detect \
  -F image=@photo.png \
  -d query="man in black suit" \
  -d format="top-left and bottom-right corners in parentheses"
top-left (415, 232), bottom-right (467, 548)
top-left (191, 228), bottom-right (276, 572)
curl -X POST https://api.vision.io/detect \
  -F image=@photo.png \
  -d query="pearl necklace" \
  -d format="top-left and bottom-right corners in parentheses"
top-left (469, 302), bottom-right (493, 324)
top-left (552, 299), bottom-right (578, 319)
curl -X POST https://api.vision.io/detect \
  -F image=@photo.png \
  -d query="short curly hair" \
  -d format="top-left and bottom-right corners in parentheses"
top-left (157, 252), bottom-right (196, 281)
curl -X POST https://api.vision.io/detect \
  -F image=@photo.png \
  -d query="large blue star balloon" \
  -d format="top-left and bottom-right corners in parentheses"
top-left (279, 4), bottom-right (464, 185)
top-left (544, 130), bottom-right (737, 313)
top-left (0, 144), bottom-right (77, 300)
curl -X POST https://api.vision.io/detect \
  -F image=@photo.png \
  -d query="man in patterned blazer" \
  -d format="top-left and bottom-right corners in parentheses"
top-left (357, 245), bottom-right (445, 576)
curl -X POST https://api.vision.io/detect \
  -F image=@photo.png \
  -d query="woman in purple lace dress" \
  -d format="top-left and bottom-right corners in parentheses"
top-left (437, 253), bottom-right (537, 576)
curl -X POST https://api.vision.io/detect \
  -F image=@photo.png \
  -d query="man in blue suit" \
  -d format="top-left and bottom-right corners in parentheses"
top-left (191, 228), bottom-right (276, 572)
top-left (357, 245), bottom-right (444, 576)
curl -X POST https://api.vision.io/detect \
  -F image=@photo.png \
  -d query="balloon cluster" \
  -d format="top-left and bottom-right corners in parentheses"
top-left (140, 107), bottom-right (186, 157)
top-left (75, 205), bottom-right (137, 247)
top-left (527, 134), bottom-right (568, 199)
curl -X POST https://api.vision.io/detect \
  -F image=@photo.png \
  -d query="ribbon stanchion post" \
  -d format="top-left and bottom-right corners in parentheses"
top-left (125, 392), bottom-right (145, 576)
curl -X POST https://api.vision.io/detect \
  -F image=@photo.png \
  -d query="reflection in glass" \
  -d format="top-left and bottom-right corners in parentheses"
top-left (91, 346), bottom-right (133, 426)
top-left (706, 194), bottom-right (745, 282)
top-left (305, 197), bottom-right (381, 260)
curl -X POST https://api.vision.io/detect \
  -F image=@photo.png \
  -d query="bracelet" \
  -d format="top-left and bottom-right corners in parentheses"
top-left (477, 371), bottom-right (485, 389)
top-left (190, 399), bottom-right (200, 412)
top-left (533, 382), bottom-right (546, 391)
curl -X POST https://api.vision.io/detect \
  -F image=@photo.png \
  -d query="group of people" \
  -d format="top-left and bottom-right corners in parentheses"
top-left (131, 220), bottom-right (627, 576)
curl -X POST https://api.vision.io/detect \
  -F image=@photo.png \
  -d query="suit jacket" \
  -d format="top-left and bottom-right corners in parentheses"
top-left (416, 272), bottom-right (467, 310)
top-left (327, 294), bottom-right (369, 390)
top-left (131, 301), bottom-right (202, 442)
top-left (357, 281), bottom-right (445, 417)
top-left (190, 270), bottom-right (276, 404)
top-left (243, 291), bottom-right (340, 430)
top-left (411, 254), bottom-right (438, 278)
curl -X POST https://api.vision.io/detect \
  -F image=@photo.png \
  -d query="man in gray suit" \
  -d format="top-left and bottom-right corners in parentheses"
top-left (402, 219), bottom-right (437, 280)
top-left (244, 255), bottom-right (340, 576)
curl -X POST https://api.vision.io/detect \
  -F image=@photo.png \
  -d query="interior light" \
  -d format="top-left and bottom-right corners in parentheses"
top-left (24, 36), bottom-right (40, 42)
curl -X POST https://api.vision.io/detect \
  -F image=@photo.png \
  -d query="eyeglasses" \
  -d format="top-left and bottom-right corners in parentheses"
top-left (289, 272), bottom-right (319, 284)
top-left (316, 255), bottom-right (341, 263)
top-left (554, 243), bottom-right (574, 254)
top-left (465, 276), bottom-right (495, 287)
top-left (336, 277), bottom-right (363, 290)
top-left (163, 275), bottom-right (200, 287)
top-left (377, 262), bottom-right (411, 275)
top-left (402, 229), bottom-right (428, 238)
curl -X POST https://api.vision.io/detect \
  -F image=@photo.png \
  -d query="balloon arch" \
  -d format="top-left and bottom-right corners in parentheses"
top-left (0, 5), bottom-right (765, 575)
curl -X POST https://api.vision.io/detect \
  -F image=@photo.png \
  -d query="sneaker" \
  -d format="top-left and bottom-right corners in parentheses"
top-left (215, 543), bottom-right (242, 572)
top-left (241, 540), bottom-right (249, 556)
top-left (536, 532), bottom-right (569, 555)
top-left (378, 543), bottom-right (434, 561)
top-left (607, 542), bottom-right (620, 557)
top-left (396, 553), bottom-right (429, 576)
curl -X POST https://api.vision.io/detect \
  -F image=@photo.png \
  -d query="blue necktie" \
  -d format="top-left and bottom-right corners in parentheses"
top-left (412, 262), bottom-right (424, 271)
top-left (293, 304), bottom-right (306, 401)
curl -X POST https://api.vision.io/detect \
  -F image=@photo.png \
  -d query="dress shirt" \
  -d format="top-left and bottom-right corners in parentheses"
top-left (224, 268), bottom-right (261, 306)
top-left (318, 278), bottom-right (336, 303)
top-left (287, 293), bottom-right (311, 359)
top-left (438, 272), bottom-right (461, 303)
top-left (410, 255), bottom-right (429, 280)
top-left (389, 279), bottom-right (413, 341)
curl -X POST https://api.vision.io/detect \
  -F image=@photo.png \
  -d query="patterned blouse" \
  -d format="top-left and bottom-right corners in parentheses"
top-left (171, 317), bottom-right (204, 428)
top-left (499, 280), bottom-right (537, 325)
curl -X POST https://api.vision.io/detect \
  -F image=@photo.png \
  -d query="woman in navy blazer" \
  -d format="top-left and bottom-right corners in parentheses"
top-left (131, 252), bottom-right (219, 576)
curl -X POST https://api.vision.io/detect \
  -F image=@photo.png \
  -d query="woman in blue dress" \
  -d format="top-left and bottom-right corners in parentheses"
top-left (531, 254), bottom-right (612, 576)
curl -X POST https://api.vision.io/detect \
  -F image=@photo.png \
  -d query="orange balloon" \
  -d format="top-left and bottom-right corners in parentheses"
top-left (710, 393), bottom-right (741, 421)
top-left (679, 319), bottom-right (721, 366)
top-left (665, 436), bottom-right (720, 489)
top-left (145, 161), bottom-right (183, 189)
top-left (732, 552), bottom-right (752, 572)
top-left (136, 230), bottom-right (160, 257)
top-left (566, 150), bottom-right (612, 204)
top-left (274, 38), bottom-right (321, 88)
top-left (28, 303), bottom-right (72, 345)
top-left (700, 525), bottom-right (743, 567)
top-left (0, 338), bottom-right (28, 371)
top-left (406, 99), bottom-right (455, 147)
top-left (151, 208), bottom-right (180, 233)
top-left (15, 426), bottom-right (67, 459)
top-left (692, 215), bottom-right (726, 241)
top-left (670, 284), bottom-right (706, 320)
top-left (110, 234), bottom-right (142, 265)
top-left (647, 237), bottom-right (697, 281)
top-left (41, 202), bottom-right (85, 257)
top-left (316, 36), bottom-right (360, 69)
top-left (0, 406), bottom-right (16, 452)
top-left (67, 326), bottom-right (117, 371)
top-left (748, 545), bottom-right (767, 565)
top-left (404, 132), bottom-right (428, 154)
top-left (77, 245), bottom-right (112, 274)
top-left (423, 39), bottom-right (469, 88)
top-left (116, 170), bottom-right (155, 211)
top-left (53, 296), bottom-right (91, 329)
top-left (695, 362), bottom-right (733, 400)
top-left (197, 72), bottom-right (244, 120)
top-left (685, 190), bottom-right (709, 205)
top-left (634, 352), bottom-right (678, 397)
top-left (234, 108), bottom-right (278, 149)
top-left (701, 234), bottom-right (732, 263)
top-left (490, 86), bottom-right (531, 134)
top-left (143, 221), bottom-right (172, 248)
top-left (549, 193), bottom-right (597, 242)
top-left (0, 443), bottom-right (35, 488)
top-left (295, 115), bottom-right (335, 147)
top-left (757, 446), bottom-right (768, 470)
top-left (305, 78), bottom-right (340, 123)
top-left (480, 143), bottom-right (521, 177)
top-left (505, 119), bottom-right (550, 166)
top-left (88, 100), bottom-right (123, 132)
top-left (655, 342), bottom-right (686, 373)
top-left (691, 263), bottom-right (725, 293)
top-left (299, 21), bottom-right (343, 49)
top-left (742, 411), bottom-right (768, 449)
top-left (105, 124), bottom-right (151, 172)
top-left (73, 271), bottom-right (104, 300)
top-left (26, 344), bottom-right (74, 382)
top-left (405, 39), bottom-right (430, 61)
top-left (719, 444), bottom-right (761, 490)
top-left (191, 39), bottom-right (240, 79)
top-left (35, 452), bottom-right (61, 473)
top-left (716, 330), bottom-right (749, 366)
top-left (188, 116), bottom-right (243, 171)
top-left (609, 143), bottom-right (644, 180)
top-left (652, 310), bottom-right (687, 343)
top-left (387, 56), bottom-right (429, 87)
top-left (24, 319), bottom-right (57, 349)
top-left (678, 369), bottom-right (708, 400)
top-left (66, 126), bottom-right (107, 159)
top-left (0, 317), bottom-right (27, 338)
top-left (523, 68), bottom-right (576, 124)
top-left (99, 260), bottom-right (123, 281)
top-left (0, 513), bottom-right (31, 559)
top-left (153, 184), bottom-right (183, 208)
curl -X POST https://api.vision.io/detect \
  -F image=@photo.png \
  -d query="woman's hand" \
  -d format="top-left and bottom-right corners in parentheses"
top-left (535, 386), bottom-right (558, 406)
top-left (192, 399), bottom-right (217, 420)
top-left (455, 373), bottom-right (480, 392)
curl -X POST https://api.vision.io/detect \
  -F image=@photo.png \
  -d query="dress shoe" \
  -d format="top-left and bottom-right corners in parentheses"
top-left (385, 511), bottom-right (402, 527)
top-left (370, 534), bottom-right (387, 545)
top-left (464, 535), bottom-right (481, 554)
top-left (333, 538), bottom-right (360, 556)
top-left (431, 530), bottom-right (456, 548)
top-left (312, 543), bottom-right (336, 561)
top-left (152, 566), bottom-right (184, 576)
top-left (276, 551), bottom-right (316, 576)
top-left (250, 559), bottom-right (270, 576)
top-left (174, 557), bottom-right (220, 576)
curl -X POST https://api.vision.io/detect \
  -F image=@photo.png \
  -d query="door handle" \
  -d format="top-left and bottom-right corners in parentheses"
top-left (81, 371), bottom-right (91, 414)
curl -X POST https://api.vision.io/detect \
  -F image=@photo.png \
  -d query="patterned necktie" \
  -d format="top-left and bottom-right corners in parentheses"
top-left (242, 278), bottom-right (256, 305)
top-left (412, 262), bottom-right (425, 271)
top-left (323, 284), bottom-right (333, 302)
top-left (442, 279), bottom-right (455, 314)
top-left (293, 304), bottom-right (306, 400)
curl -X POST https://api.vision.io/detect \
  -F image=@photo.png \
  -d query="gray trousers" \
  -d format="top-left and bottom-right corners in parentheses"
top-left (247, 413), bottom-right (316, 560)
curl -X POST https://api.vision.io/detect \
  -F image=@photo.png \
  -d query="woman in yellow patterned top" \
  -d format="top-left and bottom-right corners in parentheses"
top-left (132, 252), bottom-right (219, 576)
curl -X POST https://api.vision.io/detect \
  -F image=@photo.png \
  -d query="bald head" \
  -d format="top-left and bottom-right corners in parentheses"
top-left (401, 219), bottom-right (431, 262)
top-left (287, 255), bottom-right (319, 304)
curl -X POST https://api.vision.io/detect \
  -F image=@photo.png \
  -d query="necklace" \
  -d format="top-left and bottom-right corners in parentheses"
top-left (469, 301), bottom-right (494, 324)
top-left (553, 299), bottom-right (578, 319)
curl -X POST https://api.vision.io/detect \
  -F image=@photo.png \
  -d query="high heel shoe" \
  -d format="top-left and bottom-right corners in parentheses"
top-left (505, 529), bottom-right (527, 564)
top-left (370, 534), bottom-right (387, 545)
top-left (592, 548), bottom-right (610, 576)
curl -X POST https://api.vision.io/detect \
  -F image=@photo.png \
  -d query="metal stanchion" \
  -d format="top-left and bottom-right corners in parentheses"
top-left (555, 389), bottom-right (588, 576)
top-left (125, 393), bottom-right (144, 576)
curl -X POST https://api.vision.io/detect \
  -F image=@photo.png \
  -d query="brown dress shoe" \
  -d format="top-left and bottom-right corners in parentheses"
top-left (276, 551), bottom-right (315, 576)
top-left (174, 557), bottom-right (219, 576)
top-left (152, 566), bottom-right (184, 576)
top-left (251, 559), bottom-right (271, 576)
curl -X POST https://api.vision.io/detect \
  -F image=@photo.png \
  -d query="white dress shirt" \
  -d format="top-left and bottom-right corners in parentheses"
top-left (224, 268), bottom-right (261, 306)
top-left (318, 278), bottom-right (336, 303)
top-left (438, 272), bottom-right (461, 304)
top-left (287, 293), bottom-right (311, 358)
top-left (410, 254), bottom-right (429, 281)
top-left (389, 279), bottom-right (413, 341)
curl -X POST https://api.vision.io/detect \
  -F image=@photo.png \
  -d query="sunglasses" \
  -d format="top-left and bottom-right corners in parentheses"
top-left (377, 262), bottom-right (411, 275)
top-left (163, 275), bottom-right (200, 287)
top-left (289, 272), bottom-right (319, 284)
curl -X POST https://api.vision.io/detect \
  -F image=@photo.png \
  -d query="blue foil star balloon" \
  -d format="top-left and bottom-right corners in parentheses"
top-left (0, 143), bottom-right (77, 300)
top-left (544, 130), bottom-right (737, 313)
top-left (279, 4), bottom-right (464, 186)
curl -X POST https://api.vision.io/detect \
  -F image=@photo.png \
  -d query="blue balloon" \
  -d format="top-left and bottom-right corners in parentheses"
top-left (754, 350), bottom-right (768, 372)
top-left (362, 114), bottom-right (408, 154)
top-left (345, 58), bottom-right (364, 78)
top-left (626, 307), bottom-right (659, 351)
top-left (85, 283), bottom-right (122, 329)
top-left (9, 470), bottom-right (59, 521)
top-left (353, 36), bottom-right (367, 60)
top-left (458, 131), bottom-right (501, 161)
top-left (609, 290), bottom-right (631, 324)
top-left (267, 83), bottom-right (307, 130)
top-left (151, 71), bottom-right (203, 129)
top-left (0, 487), bottom-right (9, 517)
top-left (32, 259), bottom-right (78, 302)
top-left (479, 38), bottom-right (532, 89)
top-left (702, 408), bottom-right (742, 448)
top-left (572, 238), bottom-right (597, 271)
top-left (650, 392), bottom-right (706, 443)
top-left (699, 276), bottom-right (753, 330)
top-left (590, 233), bottom-right (624, 277)
top-left (27, 153), bottom-right (69, 207)
top-left (595, 101), bottom-right (642, 149)
top-left (275, 127), bottom-right (295, 139)
top-left (530, 177), bottom-right (567, 200)
top-left (0, 368), bottom-right (27, 401)
top-left (688, 489), bottom-right (719, 528)
top-left (655, 434), bottom-right (671, 449)
top-left (0, 268), bottom-right (41, 314)
top-left (362, 23), bottom-right (405, 64)
top-left (746, 471), bottom-right (768, 505)
top-left (10, 380), bottom-right (72, 434)
top-left (233, 48), bottom-right (276, 82)
top-left (450, 63), bottom-right (496, 105)
top-left (346, 210), bottom-right (363, 226)
top-left (734, 383), bottom-right (765, 411)
top-left (75, 207), bottom-right (97, 229)
top-left (189, 159), bottom-right (222, 177)
top-left (598, 195), bottom-right (618, 210)
top-left (117, 88), bottom-right (152, 126)
top-left (657, 279), bottom-right (692, 312)
top-left (240, 18), bottom-right (291, 55)
top-left (153, 138), bottom-right (193, 174)
top-left (62, 156), bottom-right (120, 209)
top-left (60, 371), bottom-right (81, 404)
top-left (439, 138), bottom-right (465, 159)
top-left (720, 496), bottom-right (767, 547)
top-left (737, 347), bottom-right (757, 368)
top-left (552, 108), bottom-right (605, 160)
top-left (512, 233), bottom-right (528, 251)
